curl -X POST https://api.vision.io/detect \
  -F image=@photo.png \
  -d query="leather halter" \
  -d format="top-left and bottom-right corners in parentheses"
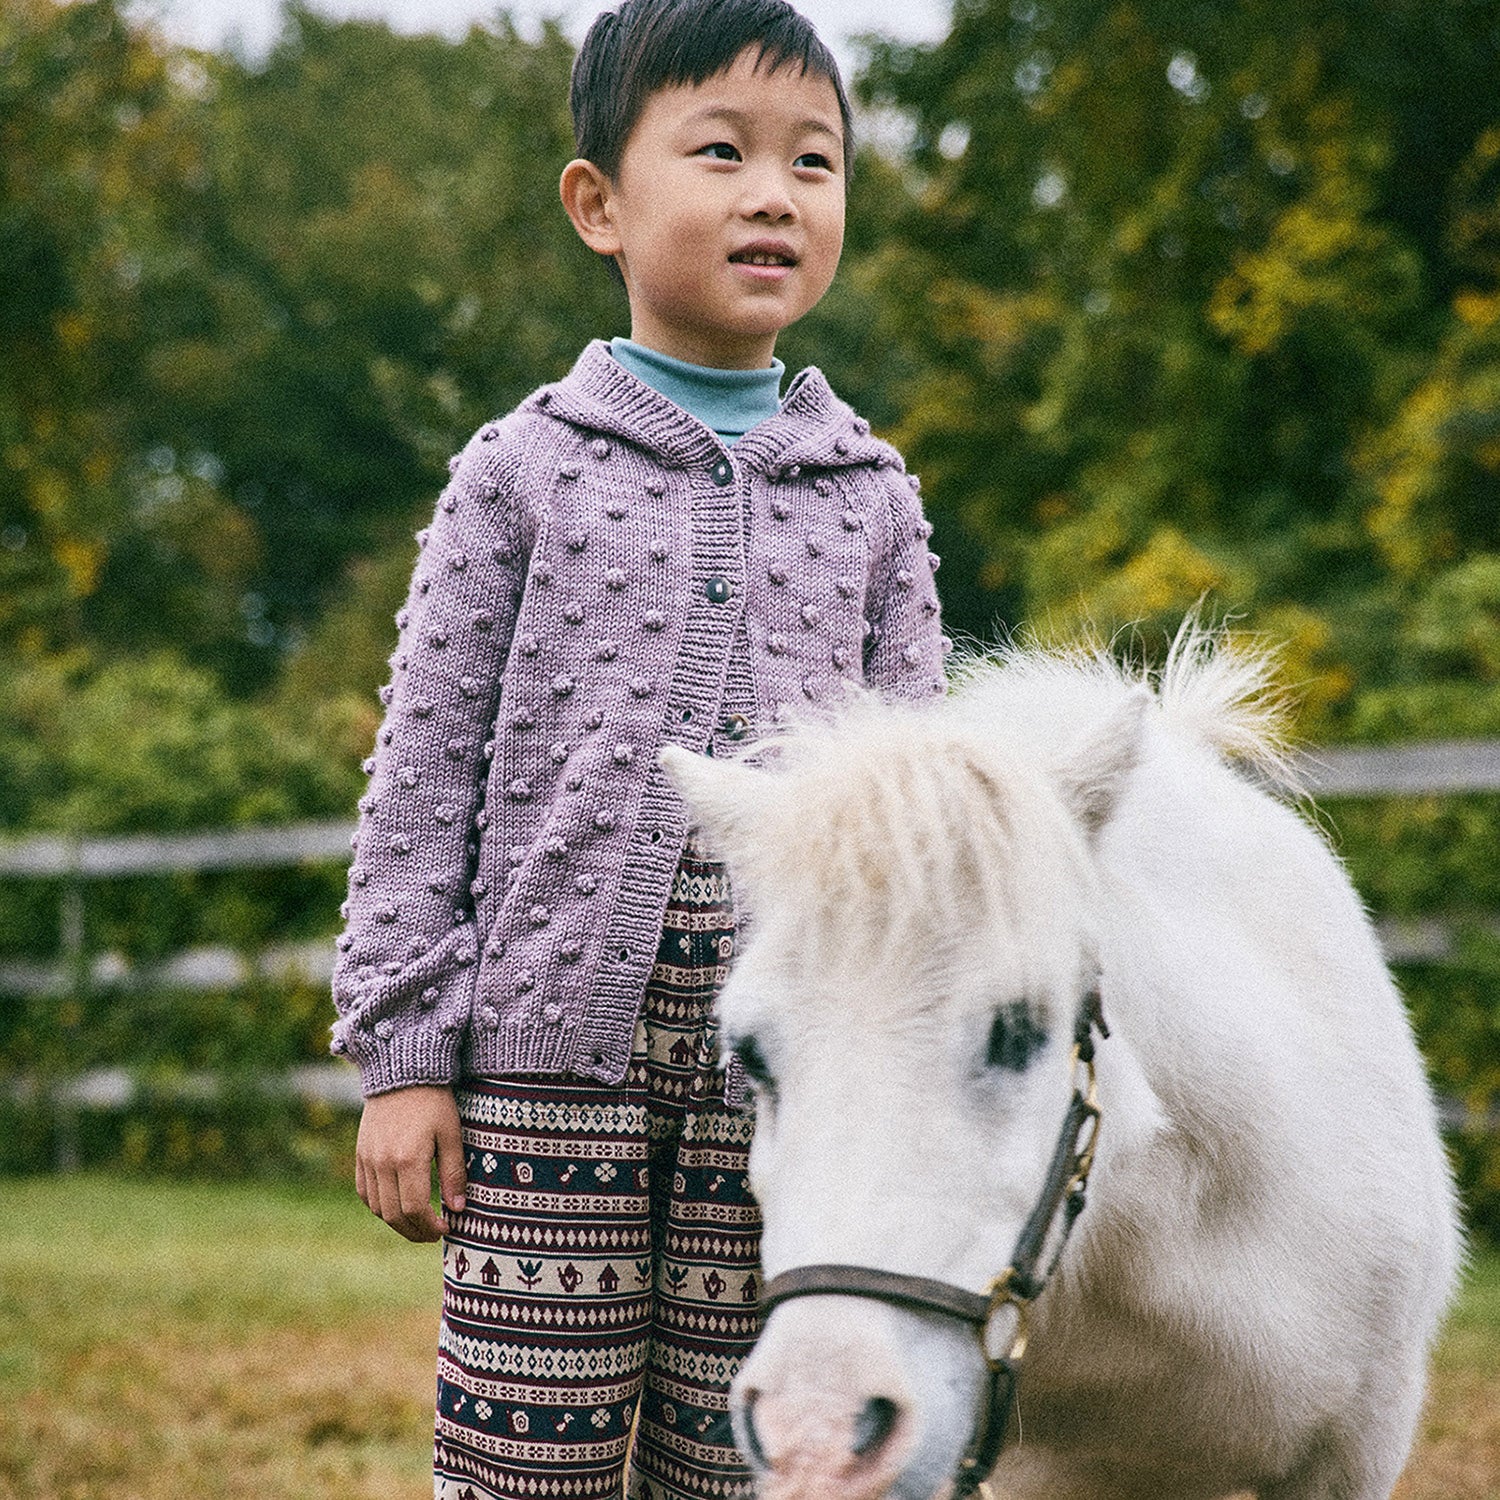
top-left (758, 991), bottom-right (1107, 1499)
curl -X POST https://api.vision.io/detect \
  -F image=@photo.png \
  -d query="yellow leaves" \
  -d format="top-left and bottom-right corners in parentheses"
top-left (1209, 188), bottom-right (1415, 355)
top-left (1075, 525), bottom-right (1231, 620)
top-left (1252, 604), bottom-right (1354, 731)
top-left (83, 451), bottom-right (115, 487)
top-left (1454, 290), bottom-right (1500, 329)
top-left (28, 467), bottom-right (68, 518)
top-left (55, 312), bottom-right (94, 351)
top-left (53, 537), bottom-right (104, 598)
top-left (1450, 125), bottom-right (1500, 280)
top-left (922, 276), bottom-right (1040, 378)
top-left (180, 504), bottom-right (260, 585)
top-left (1024, 506), bottom-right (1248, 641)
top-left (1361, 316), bottom-right (1500, 577)
top-left (1208, 101), bottom-right (1417, 357)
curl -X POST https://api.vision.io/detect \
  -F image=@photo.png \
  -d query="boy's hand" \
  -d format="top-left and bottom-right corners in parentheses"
top-left (355, 1085), bottom-right (467, 1243)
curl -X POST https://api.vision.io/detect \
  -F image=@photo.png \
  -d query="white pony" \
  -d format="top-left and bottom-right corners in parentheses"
top-left (660, 630), bottom-right (1460, 1500)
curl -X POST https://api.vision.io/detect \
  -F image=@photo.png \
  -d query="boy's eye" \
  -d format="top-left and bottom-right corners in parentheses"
top-left (698, 141), bottom-right (741, 161)
top-left (795, 151), bottom-right (835, 172)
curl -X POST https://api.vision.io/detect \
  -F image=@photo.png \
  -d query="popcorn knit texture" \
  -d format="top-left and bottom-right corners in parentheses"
top-left (332, 342), bottom-right (946, 1096)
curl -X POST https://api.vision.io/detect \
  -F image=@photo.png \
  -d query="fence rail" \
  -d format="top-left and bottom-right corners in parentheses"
top-left (3, 740), bottom-right (1499, 1140)
top-left (1295, 739), bottom-right (1500, 797)
top-left (0, 819), bottom-right (354, 878)
top-left (3, 740), bottom-right (1498, 884)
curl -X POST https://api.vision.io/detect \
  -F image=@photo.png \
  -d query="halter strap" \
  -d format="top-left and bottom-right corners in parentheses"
top-left (759, 1264), bottom-right (991, 1326)
top-left (756, 989), bottom-right (1108, 1499)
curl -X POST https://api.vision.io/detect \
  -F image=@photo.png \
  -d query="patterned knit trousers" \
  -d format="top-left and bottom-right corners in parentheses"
top-left (434, 840), bottom-right (759, 1500)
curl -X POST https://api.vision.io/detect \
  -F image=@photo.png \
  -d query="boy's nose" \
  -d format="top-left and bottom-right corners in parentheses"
top-left (740, 170), bottom-right (797, 222)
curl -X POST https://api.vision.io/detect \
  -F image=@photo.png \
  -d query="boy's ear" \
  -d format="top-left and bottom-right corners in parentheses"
top-left (560, 159), bottom-right (623, 259)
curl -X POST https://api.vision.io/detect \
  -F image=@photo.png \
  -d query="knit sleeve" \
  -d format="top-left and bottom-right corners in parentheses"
top-left (330, 420), bottom-right (530, 1096)
top-left (863, 469), bottom-right (948, 702)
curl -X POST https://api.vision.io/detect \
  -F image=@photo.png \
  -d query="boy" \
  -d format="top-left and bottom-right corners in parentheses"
top-left (333, 2), bottom-right (945, 1496)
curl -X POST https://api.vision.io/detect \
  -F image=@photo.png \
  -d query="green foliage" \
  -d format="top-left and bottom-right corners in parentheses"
top-left (0, 0), bottom-right (211, 658)
top-left (2, 0), bottom-right (622, 692)
top-left (1324, 795), bottom-right (1500, 1238)
top-left (132, 5), bottom-right (622, 690)
top-left (857, 0), bottom-right (1500, 732)
top-left (0, 649), bottom-right (358, 834)
top-left (2, 0), bottom-right (1499, 1233)
top-left (1400, 946), bottom-right (1500, 1245)
top-left (0, 975), bottom-right (355, 1180)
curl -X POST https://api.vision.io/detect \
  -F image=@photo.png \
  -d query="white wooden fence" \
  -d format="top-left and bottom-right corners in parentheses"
top-left (3, 739), bottom-right (1500, 1124)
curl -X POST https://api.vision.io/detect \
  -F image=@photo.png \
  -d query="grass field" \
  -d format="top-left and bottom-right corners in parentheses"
top-left (0, 1175), bottom-right (1495, 1500)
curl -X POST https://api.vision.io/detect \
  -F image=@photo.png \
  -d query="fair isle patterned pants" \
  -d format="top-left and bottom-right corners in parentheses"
top-left (435, 840), bottom-right (759, 1500)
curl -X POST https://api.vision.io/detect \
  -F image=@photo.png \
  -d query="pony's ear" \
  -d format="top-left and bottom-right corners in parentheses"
top-left (659, 746), bottom-right (764, 857)
top-left (1056, 686), bottom-right (1149, 838)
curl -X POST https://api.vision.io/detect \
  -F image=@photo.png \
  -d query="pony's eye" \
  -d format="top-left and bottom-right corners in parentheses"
top-left (985, 1003), bottom-right (1047, 1072)
top-left (733, 1035), bottom-right (774, 1092)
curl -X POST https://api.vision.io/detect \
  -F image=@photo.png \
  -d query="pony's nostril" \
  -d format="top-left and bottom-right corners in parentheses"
top-left (851, 1395), bottom-right (901, 1459)
top-left (741, 1389), bottom-right (770, 1470)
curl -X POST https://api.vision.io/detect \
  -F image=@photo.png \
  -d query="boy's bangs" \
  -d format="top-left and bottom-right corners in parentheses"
top-left (634, 4), bottom-right (837, 97)
top-left (572, 0), bottom-right (852, 179)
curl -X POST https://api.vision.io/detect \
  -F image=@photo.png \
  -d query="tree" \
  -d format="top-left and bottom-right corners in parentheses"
top-left (1, 0), bottom-right (627, 692)
top-left (859, 0), bottom-right (1500, 728)
top-left (133, 6), bottom-right (622, 689)
top-left (0, 0), bottom-right (237, 663)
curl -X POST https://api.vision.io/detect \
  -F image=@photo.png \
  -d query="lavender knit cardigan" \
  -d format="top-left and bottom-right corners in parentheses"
top-left (331, 341), bottom-right (946, 1096)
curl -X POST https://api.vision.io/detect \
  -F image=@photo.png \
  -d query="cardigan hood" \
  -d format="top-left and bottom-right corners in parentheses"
top-left (331, 342), bottom-right (946, 1095)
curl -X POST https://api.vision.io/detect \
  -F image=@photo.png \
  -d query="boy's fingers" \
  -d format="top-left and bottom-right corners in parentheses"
top-left (436, 1114), bottom-right (468, 1217)
top-left (361, 1160), bottom-right (383, 1223)
top-left (375, 1162), bottom-right (424, 1241)
top-left (395, 1156), bottom-right (445, 1242)
top-left (355, 1086), bottom-right (461, 1240)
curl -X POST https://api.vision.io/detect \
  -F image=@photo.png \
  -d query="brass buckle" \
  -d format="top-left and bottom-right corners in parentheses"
top-left (980, 1267), bottom-right (1030, 1370)
top-left (1069, 1043), bottom-right (1102, 1184)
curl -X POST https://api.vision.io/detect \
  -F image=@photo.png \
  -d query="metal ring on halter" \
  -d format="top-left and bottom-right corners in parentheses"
top-left (980, 1267), bottom-right (1031, 1369)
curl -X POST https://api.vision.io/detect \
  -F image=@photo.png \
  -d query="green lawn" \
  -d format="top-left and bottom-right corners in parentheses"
top-left (0, 1175), bottom-right (1495, 1500)
top-left (0, 1175), bottom-right (440, 1500)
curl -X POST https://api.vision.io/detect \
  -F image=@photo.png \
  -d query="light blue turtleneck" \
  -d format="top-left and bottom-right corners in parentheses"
top-left (609, 338), bottom-right (785, 444)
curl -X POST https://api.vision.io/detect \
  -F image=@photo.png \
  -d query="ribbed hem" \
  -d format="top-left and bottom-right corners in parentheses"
top-left (353, 1023), bottom-right (468, 1097)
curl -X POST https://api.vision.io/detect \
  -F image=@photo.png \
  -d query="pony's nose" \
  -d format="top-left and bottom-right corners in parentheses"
top-left (736, 1385), bottom-right (911, 1500)
top-left (851, 1396), bottom-right (900, 1458)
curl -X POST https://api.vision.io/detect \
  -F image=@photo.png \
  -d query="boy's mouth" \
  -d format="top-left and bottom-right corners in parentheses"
top-left (729, 242), bottom-right (799, 268)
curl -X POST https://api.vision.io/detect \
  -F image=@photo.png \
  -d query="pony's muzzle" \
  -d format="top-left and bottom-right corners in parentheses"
top-left (732, 1333), bottom-right (916, 1500)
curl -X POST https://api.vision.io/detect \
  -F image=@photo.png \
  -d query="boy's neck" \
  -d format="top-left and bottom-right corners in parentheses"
top-left (626, 315), bottom-right (780, 372)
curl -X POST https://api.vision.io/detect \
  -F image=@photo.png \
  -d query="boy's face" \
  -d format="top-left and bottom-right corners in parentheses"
top-left (572, 48), bottom-right (846, 370)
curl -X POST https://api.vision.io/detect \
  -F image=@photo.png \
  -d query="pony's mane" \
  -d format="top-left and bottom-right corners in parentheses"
top-left (713, 623), bottom-right (1301, 959)
top-left (946, 619), bottom-right (1302, 795)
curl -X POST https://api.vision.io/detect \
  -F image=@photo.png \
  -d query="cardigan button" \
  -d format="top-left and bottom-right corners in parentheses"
top-left (710, 458), bottom-right (733, 486)
top-left (723, 713), bottom-right (750, 742)
top-left (705, 577), bottom-right (730, 603)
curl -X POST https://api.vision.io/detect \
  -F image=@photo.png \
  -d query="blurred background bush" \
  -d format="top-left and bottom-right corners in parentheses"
top-left (1, 0), bottom-right (1498, 1237)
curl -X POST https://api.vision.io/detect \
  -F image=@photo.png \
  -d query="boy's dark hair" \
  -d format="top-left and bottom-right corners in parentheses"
top-left (570, 0), bottom-right (854, 181)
